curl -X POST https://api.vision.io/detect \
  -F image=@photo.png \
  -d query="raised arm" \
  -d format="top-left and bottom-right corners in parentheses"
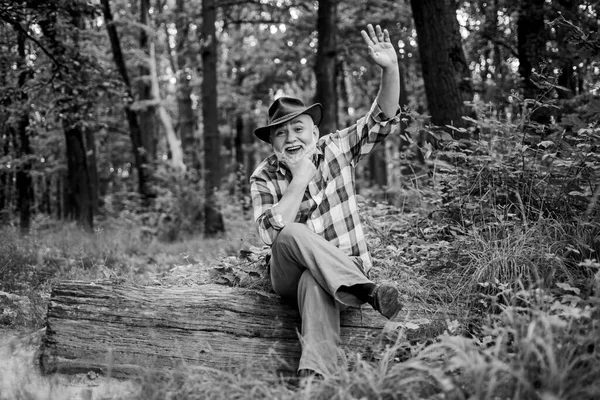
top-left (361, 24), bottom-right (400, 118)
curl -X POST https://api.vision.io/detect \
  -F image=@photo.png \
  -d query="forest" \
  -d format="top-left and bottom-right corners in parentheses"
top-left (1, 0), bottom-right (599, 399)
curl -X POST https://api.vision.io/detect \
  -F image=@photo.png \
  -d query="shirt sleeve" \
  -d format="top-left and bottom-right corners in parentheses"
top-left (329, 101), bottom-right (403, 166)
top-left (250, 173), bottom-right (285, 245)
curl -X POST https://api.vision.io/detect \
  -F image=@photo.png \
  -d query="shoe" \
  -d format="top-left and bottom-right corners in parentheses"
top-left (367, 283), bottom-right (403, 320)
top-left (297, 368), bottom-right (323, 380)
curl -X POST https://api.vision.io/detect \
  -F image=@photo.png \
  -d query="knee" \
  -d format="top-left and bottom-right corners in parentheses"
top-left (273, 223), bottom-right (307, 247)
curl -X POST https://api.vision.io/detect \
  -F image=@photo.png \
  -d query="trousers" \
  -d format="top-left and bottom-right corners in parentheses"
top-left (269, 223), bottom-right (376, 376)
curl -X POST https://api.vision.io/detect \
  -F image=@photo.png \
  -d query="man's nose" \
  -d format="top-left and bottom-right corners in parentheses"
top-left (284, 128), bottom-right (296, 141)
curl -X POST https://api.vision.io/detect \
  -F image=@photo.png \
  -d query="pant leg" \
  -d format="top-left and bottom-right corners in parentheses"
top-left (296, 270), bottom-right (341, 376)
top-left (269, 223), bottom-right (376, 375)
top-left (270, 223), bottom-right (375, 307)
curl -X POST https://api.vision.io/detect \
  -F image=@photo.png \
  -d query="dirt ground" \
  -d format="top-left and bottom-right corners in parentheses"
top-left (0, 328), bottom-right (139, 400)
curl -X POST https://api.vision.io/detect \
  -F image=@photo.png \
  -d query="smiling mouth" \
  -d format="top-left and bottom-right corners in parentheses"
top-left (285, 145), bottom-right (303, 155)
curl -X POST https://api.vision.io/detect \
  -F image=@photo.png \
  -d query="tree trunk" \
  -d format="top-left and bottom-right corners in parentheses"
top-left (149, 42), bottom-right (185, 171)
top-left (201, 0), bottom-right (225, 235)
top-left (138, 0), bottom-right (158, 162)
top-left (14, 114), bottom-right (32, 234)
top-left (314, 0), bottom-right (338, 137)
top-left (368, 146), bottom-right (387, 188)
top-left (40, 281), bottom-right (450, 378)
top-left (14, 28), bottom-right (33, 234)
top-left (175, 0), bottom-right (199, 172)
top-left (410, 0), bottom-right (474, 132)
top-left (63, 121), bottom-right (94, 231)
top-left (517, 0), bottom-right (546, 100)
top-left (101, 0), bottom-right (149, 198)
top-left (84, 129), bottom-right (99, 214)
top-left (555, 0), bottom-right (577, 99)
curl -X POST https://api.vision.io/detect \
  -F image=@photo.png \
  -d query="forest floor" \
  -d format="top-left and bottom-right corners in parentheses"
top-left (7, 191), bottom-right (592, 399)
top-left (1, 194), bottom-right (463, 399)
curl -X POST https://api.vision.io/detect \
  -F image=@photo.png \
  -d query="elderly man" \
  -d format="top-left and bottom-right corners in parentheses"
top-left (250, 24), bottom-right (404, 378)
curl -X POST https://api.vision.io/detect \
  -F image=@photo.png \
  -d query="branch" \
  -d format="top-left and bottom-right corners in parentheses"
top-left (0, 15), bottom-right (61, 68)
top-left (480, 31), bottom-right (519, 58)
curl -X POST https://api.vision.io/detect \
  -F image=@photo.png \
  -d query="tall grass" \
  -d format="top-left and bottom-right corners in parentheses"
top-left (121, 287), bottom-right (599, 400)
top-left (456, 220), bottom-right (575, 295)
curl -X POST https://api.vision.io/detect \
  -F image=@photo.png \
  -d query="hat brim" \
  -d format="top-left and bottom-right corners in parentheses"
top-left (254, 103), bottom-right (323, 143)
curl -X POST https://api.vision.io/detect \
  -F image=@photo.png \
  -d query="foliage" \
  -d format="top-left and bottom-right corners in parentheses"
top-left (1, 1), bottom-right (600, 398)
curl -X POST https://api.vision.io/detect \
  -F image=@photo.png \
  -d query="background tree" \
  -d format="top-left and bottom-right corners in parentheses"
top-left (202, 0), bottom-right (224, 235)
top-left (517, 0), bottom-right (547, 101)
top-left (12, 27), bottom-right (33, 233)
top-left (410, 0), bottom-right (474, 131)
top-left (0, 0), bottom-right (598, 238)
top-left (136, 0), bottom-right (158, 162)
top-left (314, 0), bottom-right (338, 137)
top-left (101, 0), bottom-right (149, 199)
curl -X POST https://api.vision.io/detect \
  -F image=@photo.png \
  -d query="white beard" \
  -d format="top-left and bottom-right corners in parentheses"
top-left (275, 137), bottom-right (317, 166)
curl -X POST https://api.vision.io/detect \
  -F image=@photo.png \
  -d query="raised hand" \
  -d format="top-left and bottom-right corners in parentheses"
top-left (360, 24), bottom-right (398, 70)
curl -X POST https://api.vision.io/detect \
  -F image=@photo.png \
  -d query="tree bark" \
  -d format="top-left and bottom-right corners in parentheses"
top-left (101, 0), bottom-right (149, 198)
top-left (555, 0), bottom-right (577, 99)
top-left (517, 0), bottom-right (546, 100)
top-left (137, 0), bottom-right (158, 162)
top-left (201, 0), bottom-right (225, 235)
top-left (149, 42), bottom-right (185, 171)
top-left (84, 128), bottom-right (99, 214)
top-left (13, 28), bottom-right (33, 234)
top-left (314, 0), bottom-right (338, 137)
top-left (368, 146), bottom-right (387, 188)
top-left (63, 121), bottom-right (94, 231)
top-left (40, 281), bottom-right (450, 378)
top-left (174, 0), bottom-right (199, 172)
top-left (410, 0), bottom-right (474, 132)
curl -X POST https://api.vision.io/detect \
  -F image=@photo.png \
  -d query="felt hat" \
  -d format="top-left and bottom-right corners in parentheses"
top-left (254, 97), bottom-right (323, 143)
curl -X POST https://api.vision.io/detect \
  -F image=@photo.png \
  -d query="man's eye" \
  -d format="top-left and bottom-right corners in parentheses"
top-left (276, 131), bottom-right (285, 136)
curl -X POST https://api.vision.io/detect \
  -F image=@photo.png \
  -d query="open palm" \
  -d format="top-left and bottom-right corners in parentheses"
top-left (361, 24), bottom-right (398, 69)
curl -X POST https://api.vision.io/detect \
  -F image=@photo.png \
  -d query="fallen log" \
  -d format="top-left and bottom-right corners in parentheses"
top-left (40, 281), bottom-right (450, 378)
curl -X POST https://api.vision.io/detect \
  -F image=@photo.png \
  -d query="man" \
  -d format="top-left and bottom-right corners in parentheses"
top-left (250, 24), bottom-right (404, 378)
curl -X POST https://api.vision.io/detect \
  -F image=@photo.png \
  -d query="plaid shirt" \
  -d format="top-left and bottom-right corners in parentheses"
top-left (250, 101), bottom-right (403, 275)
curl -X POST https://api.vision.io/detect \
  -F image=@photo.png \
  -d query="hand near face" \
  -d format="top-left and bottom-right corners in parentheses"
top-left (361, 24), bottom-right (398, 70)
top-left (286, 156), bottom-right (317, 186)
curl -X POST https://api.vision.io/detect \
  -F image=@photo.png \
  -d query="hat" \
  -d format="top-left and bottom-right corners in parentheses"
top-left (254, 97), bottom-right (323, 143)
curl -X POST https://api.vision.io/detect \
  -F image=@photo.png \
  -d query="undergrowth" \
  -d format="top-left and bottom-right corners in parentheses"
top-left (2, 89), bottom-right (600, 398)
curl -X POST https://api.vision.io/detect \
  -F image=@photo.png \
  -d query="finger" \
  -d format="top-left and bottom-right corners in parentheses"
top-left (360, 29), bottom-right (374, 46)
top-left (367, 24), bottom-right (378, 43)
top-left (375, 25), bottom-right (384, 42)
top-left (383, 28), bottom-right (390, 42)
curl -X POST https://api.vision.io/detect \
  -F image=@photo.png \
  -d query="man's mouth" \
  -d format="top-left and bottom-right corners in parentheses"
top-left (285, 145), bottom-right (304, 155)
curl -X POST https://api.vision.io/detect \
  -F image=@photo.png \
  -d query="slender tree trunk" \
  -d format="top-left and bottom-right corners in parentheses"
top-left (368, 146), bottom-right (387, 188)
top-left (175, 0), bottom-right (199, 171)
top-left (399, 62), bottom-right (408, 109)
top-left (149, 42), bottom-right (185, 171)
top-left (555, 0), bottom-right (577, 99)
top-left (63, 121), bottom-right (94, 230)
top-left (101, 0), bottom-right (149, 198)
top-left (234, 112), bottom-right (251, 211)
top-left (517, 0), bottom-right (546, 100)
top-left (201, 0), bottom-right (224, 235)
top-left (84, 129), bottom-right (99, 214)
top-left (0, 107), bottom-right (9, 219)
top-left (314, 0), bottom-right (338, 137)
top-left (14, 28), bottom-right (33, 234)
top-left (410, 0), bottom-right (474, 132)
top-left (138, 0), bottom-right (158, 161)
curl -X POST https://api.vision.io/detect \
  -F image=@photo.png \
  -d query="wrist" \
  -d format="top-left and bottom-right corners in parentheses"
top-left (381, 62), bottom-right (399, 72)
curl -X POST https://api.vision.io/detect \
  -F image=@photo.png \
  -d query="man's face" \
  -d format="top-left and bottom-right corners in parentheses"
top-left (270, 114), bottom-right (318, 164)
